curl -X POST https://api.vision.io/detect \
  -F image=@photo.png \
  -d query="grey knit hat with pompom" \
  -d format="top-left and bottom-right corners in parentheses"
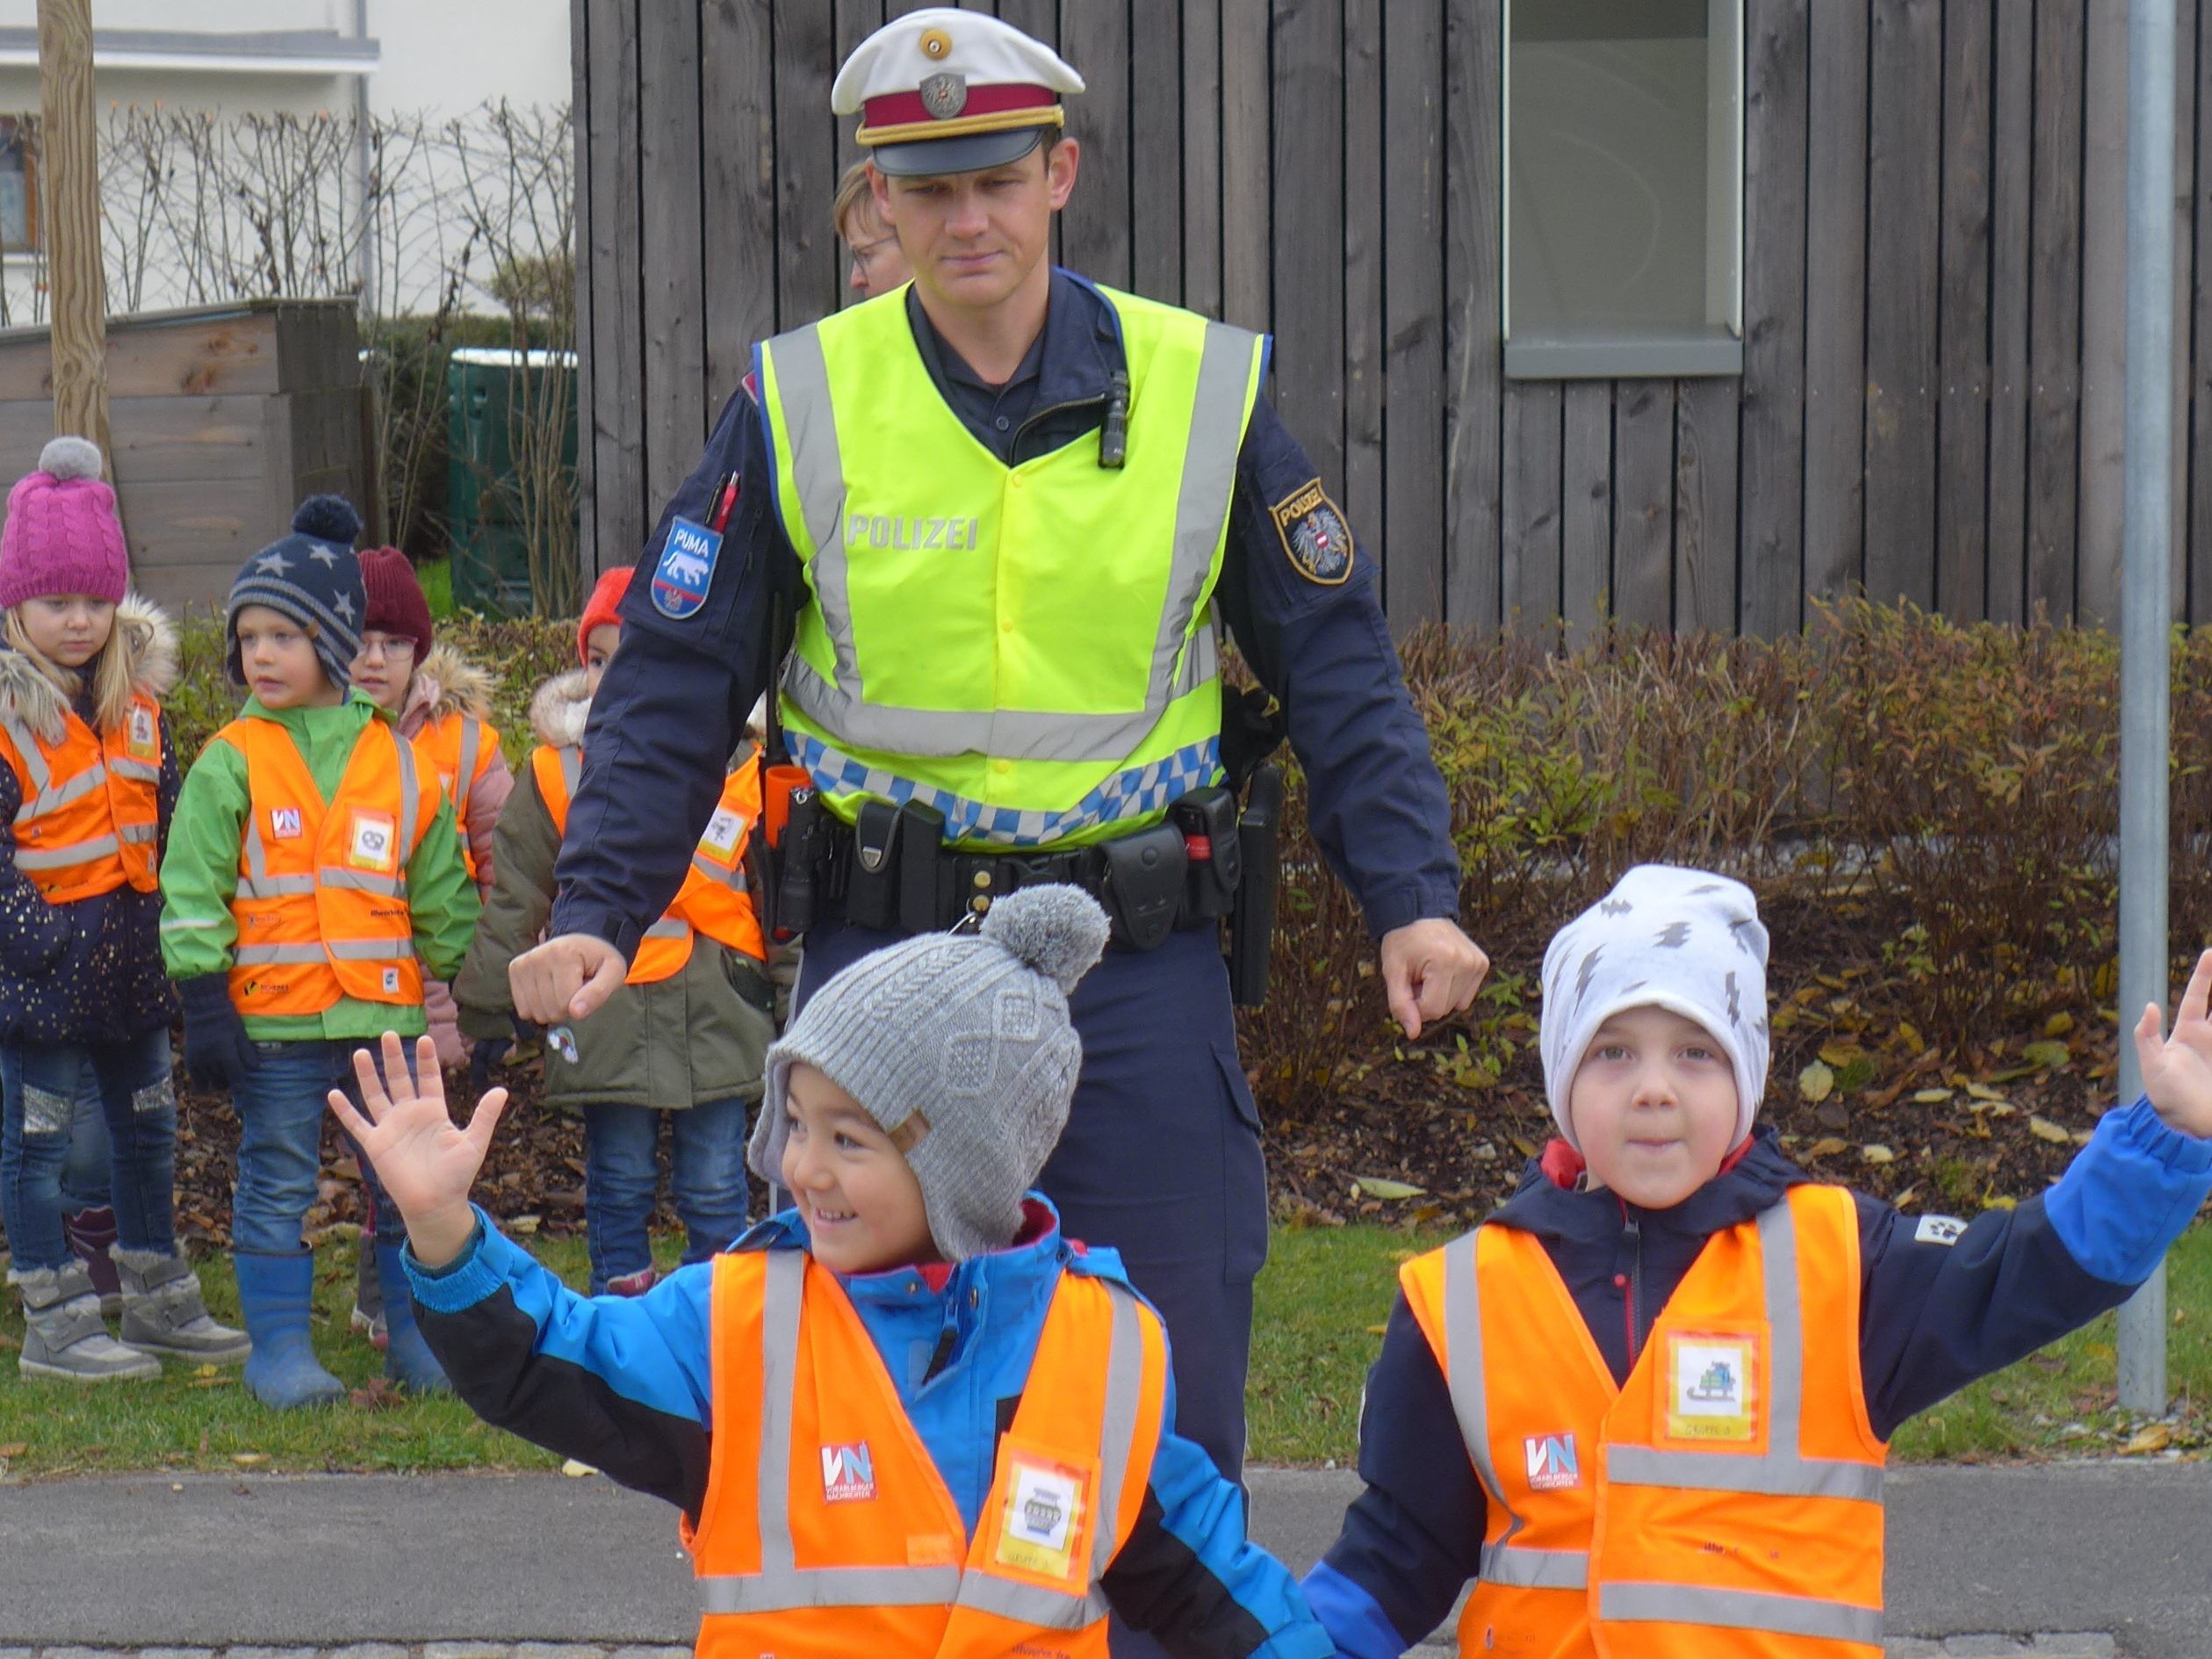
top-left (748, 884), bottom-right (1110, 1262)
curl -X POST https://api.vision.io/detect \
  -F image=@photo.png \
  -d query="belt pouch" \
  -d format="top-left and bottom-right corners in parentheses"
top-left (846, 799), bottom-right (900, 931)
top-left (1099, 822), bottom-right (1187, 951)
top-left (894, 800), bottom-right (949, 934)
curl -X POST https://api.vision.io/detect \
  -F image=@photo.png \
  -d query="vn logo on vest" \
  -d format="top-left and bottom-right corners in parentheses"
top-left (1523, 1432), bottom-right (1581, 1492)
top-left (844, 513), bottom-right (981, 552)
top-left (820, 1441), bottom-right (875, 1503)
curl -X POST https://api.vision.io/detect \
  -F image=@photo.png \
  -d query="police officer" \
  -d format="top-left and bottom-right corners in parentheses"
top-left (511, 9), bottom-right (1488, 1490)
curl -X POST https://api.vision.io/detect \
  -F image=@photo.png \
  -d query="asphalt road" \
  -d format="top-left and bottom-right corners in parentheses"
top-left (1, 1461), bottom-right (2206, 1654)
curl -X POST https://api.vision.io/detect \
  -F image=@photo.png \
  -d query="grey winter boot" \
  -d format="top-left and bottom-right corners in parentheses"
top-left (113, 1246), bottom-right (251, 1363)
top-left (11, 1260), bottom-right (161, 1381)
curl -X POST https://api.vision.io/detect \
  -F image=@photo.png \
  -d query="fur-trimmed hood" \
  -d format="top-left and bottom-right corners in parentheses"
top-left (530, 667), bottom-right (591, 751)
top-left (0, 590), bottom-right (177, 745)
top-left (399, 640), bottom-right (496, 732)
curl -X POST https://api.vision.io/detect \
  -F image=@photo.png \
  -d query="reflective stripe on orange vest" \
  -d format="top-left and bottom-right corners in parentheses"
top-left (1402, 1184), bottom-right (1887, 1658)
top-left (0, 693), bottom-right (163, 901)
top-left (215, 717), bottom-right (441, 1016)
top-left (414, 710), bottom-right (500, 880)
top-left (533, 741), bottom-right (766, 982)
top-left (684, 1248), bottom-right (1166, 1657)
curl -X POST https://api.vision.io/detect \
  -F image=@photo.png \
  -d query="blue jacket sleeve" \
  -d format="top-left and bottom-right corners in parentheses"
top-left (551, 384), bottom-right (803, 954)
top-left (1104, 1364), bottom-right (1335, 1659)
top-left (1857, 1095), bottom-right (2212, 1439)
top-left (1301, 1291), bottom-right (1484, 1659)
top-left (1214, 398), bottom-right (1460, 939)
top-left (404, 1208), bottom-right (717, 1517)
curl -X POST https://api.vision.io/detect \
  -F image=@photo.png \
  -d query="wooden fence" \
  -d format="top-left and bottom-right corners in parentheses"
top-left (572, 0), bottom-right (2212, 636)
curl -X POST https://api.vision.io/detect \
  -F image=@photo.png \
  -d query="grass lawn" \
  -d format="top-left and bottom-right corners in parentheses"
top-left (2, 1221), bottom-right (2206, 1478)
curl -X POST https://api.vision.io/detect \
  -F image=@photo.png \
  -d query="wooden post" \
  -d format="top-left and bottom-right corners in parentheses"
top-left (37, 0), bottom-right (108, 457)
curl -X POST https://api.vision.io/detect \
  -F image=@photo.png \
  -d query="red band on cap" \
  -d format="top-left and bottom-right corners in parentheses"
top-left (862, 82), bottom-right (1059, 129)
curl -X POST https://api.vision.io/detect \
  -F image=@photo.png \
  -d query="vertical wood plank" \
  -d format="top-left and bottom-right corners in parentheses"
top-left (2027, 0), bottom-right (2086, 620)
top-left (1612, 379), bottom-right (1675, 631)
top-left (584, 0), bottom-right (643, 564)
top-left (1131, 0), bottom-right (1184, 303)
top-left (1442, 0), bottom-right (1502, 630)
top-left (1061, 1), bottom-right (1132, 288)
top-left (1560, 382), bottom-right (1613, 648)
top-left (1272, 0), bottom-right (1346, 496)
top-left (836, 0), bottom-right (889, 175)
top-left (1862, 0), bottom-right (1940, 609)
top-left (2193, 0), bottom-right (2212, 622)
top-left (703, 0), bottom-right (778, 403)
top-left (638, 1), bottom-right (705, 513)
top-left (775, 0), bottom-right (839, 332)
top-left (1502, 379), bottom-right (1561, 637)
top-left (1183, 0), bottom-right (1225, 318)
top-left (1221, 0), bottom-right (1272, 332)
top-left (569, 0), bottom-right (596, 573)
top-left (1382, 0), bottom-right (1447, 624)
top-left (1802, 0), bottom-right (1869, 601)
top-left (2075, 0), bottom-right (2128, 625)
top-left (1739, 0), bottom-right (1809, 636)
top-left (1342, 0), bottom-right (1385, 576)
top-left (1986, 0), bottom-right (2034, 622)
top-left (1936, 0), bottom-right (1992, 622)
top-left (2172, 0), bottom-right (2197, 608)
top-left (1675, 378), bottom-right (1739, 634)
top-left (993, 0), bottom-right (1056, 43)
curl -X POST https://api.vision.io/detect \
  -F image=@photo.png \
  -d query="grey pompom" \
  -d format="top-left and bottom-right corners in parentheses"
top-left (38, 436), bottom-right (103, 483)
top-left (291, 493), bottom-right (362, 545)
top-left (982, 884), bottom-right (1110, 995)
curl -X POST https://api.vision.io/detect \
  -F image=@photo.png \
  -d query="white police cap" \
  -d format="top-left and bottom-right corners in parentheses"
top-left (832, 7), bottom-right (1084, 177)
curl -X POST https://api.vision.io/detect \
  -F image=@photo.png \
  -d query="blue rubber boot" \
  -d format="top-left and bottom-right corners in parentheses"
top-left (233, 1250), bottom-right (344, 1410)
top-left (375, 1241), bottom-right (450, 1394)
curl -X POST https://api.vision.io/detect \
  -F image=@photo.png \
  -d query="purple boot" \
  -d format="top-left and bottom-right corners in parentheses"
top-left (63, 1206), bottom-right (123, 1319)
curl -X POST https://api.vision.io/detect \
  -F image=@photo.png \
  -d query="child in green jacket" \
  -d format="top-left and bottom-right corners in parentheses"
top-left (158, 497), bottom-right (479, 1409)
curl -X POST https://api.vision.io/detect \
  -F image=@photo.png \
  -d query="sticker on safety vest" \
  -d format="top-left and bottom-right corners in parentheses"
top-left (700, 806), bottom-right (749, 859)
top-left (126, 705), bottom-right (157, 761)
top-left (651, 516), bottom-right (721, 620)
top-left (1523, 1432), bottom-right (1581, 1492)
top-left (346, 809), bottom-right (399, 874)
top-left (381, 966), bottom-right (400, 994)
top-left (820, 1441), bottom-right (875, 1503)
top-left (995, 1452), bottom-right (1087, 1582)
top-left (1665, 1333), bottom-right (1757, 1443)
top-left (269, 806), bottom-right (304, 841)
top-left (1914, 1214), bottom-right (1967, 1246)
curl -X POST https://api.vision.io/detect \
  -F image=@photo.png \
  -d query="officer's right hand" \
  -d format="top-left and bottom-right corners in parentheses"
top-left (508, 933), bottom-right (629, 1024)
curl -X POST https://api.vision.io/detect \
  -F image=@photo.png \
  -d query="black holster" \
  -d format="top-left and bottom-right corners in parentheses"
top-left (1228, 763), bottom-right (1285, 1007)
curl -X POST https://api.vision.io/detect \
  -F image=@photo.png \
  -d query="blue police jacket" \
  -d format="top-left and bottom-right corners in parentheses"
top-left (550, 269), bottom-right (1460, 956)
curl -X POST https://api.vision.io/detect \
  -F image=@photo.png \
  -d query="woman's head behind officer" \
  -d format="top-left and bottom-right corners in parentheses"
top-left (832, 161), bottom-right (909, 300)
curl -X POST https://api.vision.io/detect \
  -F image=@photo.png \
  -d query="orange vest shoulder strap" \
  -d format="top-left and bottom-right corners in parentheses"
top-left (533, 743), bottom-right (580, 830)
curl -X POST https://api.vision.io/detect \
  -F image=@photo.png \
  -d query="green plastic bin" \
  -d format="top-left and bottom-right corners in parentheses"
top-left (446, 347), bottom-right (579, 617)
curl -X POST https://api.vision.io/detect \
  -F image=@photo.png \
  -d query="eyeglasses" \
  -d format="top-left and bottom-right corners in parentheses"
top-left (357, 635), bottom-right (416, 663)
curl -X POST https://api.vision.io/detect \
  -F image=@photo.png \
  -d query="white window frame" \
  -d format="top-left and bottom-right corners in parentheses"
top-left (1502, 0), bottom-right (1745, 380)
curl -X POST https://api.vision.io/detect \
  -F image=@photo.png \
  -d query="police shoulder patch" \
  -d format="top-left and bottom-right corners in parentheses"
top-left (652, 515), bottom-right (722, 621)
top-left (1270, 478), bottom-right (1354, 585)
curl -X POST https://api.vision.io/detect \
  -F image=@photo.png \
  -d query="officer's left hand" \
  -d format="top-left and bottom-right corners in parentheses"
top-left (2137, 947), bottom-right (2212, 1138)
top-left (1379, 919), bottom-right (1489, 1040)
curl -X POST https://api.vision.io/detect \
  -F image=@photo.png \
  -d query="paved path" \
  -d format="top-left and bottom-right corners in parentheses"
top-left (0, 1462), bottom-right (2205, 1655)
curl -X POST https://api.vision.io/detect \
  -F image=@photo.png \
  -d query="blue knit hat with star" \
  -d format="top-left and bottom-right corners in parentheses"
top-left (225, 495), bottom-right (365, 693)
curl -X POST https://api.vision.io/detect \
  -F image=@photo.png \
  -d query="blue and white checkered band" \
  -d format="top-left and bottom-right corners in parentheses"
top-left (789, 732), bottom-right (1222, 848)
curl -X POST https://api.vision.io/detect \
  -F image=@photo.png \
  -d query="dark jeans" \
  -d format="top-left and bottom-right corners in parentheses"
top-left (0, 1029), bottom-right (177, 1273)
top-left (61, 1074), bottom-right (114, 1213)
top-left (582, 1098), bottom-right (753, 1294)
top-left (229, 1039), bottom-right (395, 1256)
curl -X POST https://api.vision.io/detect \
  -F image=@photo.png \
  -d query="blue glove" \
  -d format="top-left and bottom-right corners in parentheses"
top-left (177, 973), bottom-right (256, 1092)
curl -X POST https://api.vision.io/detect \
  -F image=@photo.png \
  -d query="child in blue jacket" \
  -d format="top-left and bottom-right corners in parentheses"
top-left (334, 884), bottom-right (1330, 1659)
top-left (1303, 864), bottom-right (2212, 1658)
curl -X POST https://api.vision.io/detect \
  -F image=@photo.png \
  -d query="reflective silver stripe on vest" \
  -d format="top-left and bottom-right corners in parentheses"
top-left (1478, 1543), bottom-right (1589, 1590)
top-left (234, 942), bottom-right (329, 964)
top-left (1606, 1202), bottom-right (1884, 1504)
top-left (689, 852), bottom-right (749, 892)
top-left (394, 732), bottom-right (422, 861)
top-left (119, 821), bottom-right (157, 845)
top-left (235, 873), bottom-right (316, 899)
top-left (771, 316), bottom-right (1251, 766)
top-left (15, 833), bottom-right (119, 869)
top-left (558, 746), bottom-right (581, 799)
top-left (1599, 1583), bottom-right (1884, 1645)
top-left (1441, 1231), bottom-right (1530, 1562)
top-left (234, 941), bottom-right (406, 966)
top-left (17, 760), bottom-right (107, 819)
top-left (319, 867), bottom-right (409, 898)
top-left (2, 714), bottom-right (51, 791)
top-left (456, 718), bottom-right (482, 802)
top-left (644, 917), bottom-right (689, 941)
top-left (701, 1251), bottom-right (1135, 1627)
top-left (111, 756), bottom-right (161, 783)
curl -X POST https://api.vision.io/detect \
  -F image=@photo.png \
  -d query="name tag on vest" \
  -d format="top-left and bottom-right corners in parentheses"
top-left (126, 706), bottom-right (158, 761)
top-left (348, 809), bottom-right (399, 875)
top-left (1665, 1333), bottom-right (1758, 1444)
top-left (995, 1450), bottom-right (1088, 1583)
top-left (700, 806), bottom-right (748, 859)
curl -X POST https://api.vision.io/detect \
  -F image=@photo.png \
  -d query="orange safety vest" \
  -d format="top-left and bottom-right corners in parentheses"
top-left (1400, 1184), bottom-right (1887, 1659)
top-left (684, 1248), bottom-right (1169, 1659)
top-left (533, 741), bottom-right (767, 981)
top-left (214, 715), bottom-right (443, 1017)
top-left (1, 692), bottom-right (163, 902)
top-left (412, 709), bottom-right (501, 879)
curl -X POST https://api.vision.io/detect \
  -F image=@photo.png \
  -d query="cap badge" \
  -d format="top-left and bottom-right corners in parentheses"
top-left (920, 71), bottom-right (969, 120)
top-left (919, 26), bottom-right (953, 60)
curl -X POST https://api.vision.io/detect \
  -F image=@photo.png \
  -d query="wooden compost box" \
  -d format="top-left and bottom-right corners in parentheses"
top-left (0, 299), bottom-right (369, 616)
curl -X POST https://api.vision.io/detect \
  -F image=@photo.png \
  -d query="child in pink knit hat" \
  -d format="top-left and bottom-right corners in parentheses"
top-left (0, 436), bottom-right (249, 1381)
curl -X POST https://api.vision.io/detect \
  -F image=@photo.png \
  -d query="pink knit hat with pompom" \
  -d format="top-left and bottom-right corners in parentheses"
top-left (0, 436), bottom-right (128, 609)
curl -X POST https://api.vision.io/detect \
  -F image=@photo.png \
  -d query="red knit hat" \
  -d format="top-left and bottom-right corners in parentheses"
top-left (357, 546), bottom-right (435, 660)
top-left (578, 565), bottom-right (633, 667)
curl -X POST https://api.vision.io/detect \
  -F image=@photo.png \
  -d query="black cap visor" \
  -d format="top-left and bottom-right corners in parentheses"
top-left (869, 123), bottom-right (1050, 178)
